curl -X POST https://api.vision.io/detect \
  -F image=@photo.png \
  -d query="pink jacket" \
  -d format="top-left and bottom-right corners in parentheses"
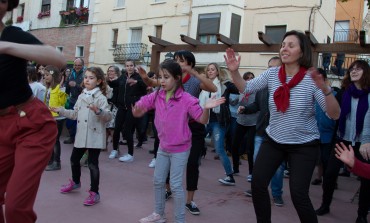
top-left (136, 88), bottom-right (203, 153)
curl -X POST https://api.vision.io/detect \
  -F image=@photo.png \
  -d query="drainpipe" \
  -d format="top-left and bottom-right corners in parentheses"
top-left (308, 0), bottom-right (322, 32)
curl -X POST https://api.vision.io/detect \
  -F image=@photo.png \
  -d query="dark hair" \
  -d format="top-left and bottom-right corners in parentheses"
top-left (85, 67), bottom-right (108, 96)
top-left (341, 60), bottom-right (370, 90)
top-left (281, 30), bottom-right (312, 68)
top-left (243, 71), bottom-right (255, 80)
top-left (27, 66), bottom-right (38, 82)
top-left (157, 59), bottom-right (183, 94)
top-left (125, 59), bottom-right (136, 66)
top-left (148, 71), bottom-right (156, 78)
top-left (8, 0), bottom-right (19, 11)
top-left (173, 50), bottom-right (196, 68)
top-left (317, 68), bottom-right (327, 80)
top-left (44, 65), bottom-right (61, 89)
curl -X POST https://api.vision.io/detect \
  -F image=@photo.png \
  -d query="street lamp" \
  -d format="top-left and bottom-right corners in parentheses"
top-left (165, 52), bottom-right (174, 59)
top-left (143, 52), bottom-right (151, 66)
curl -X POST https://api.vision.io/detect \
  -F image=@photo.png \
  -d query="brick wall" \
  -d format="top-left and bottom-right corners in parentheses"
top-left (30, 25), bottom-right (92, 66)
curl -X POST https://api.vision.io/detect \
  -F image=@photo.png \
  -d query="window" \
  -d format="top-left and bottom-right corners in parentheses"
top-left (230, 13), bottom-right (241, 43)
top-left (75, 46), bottom-right (84, 57)
top-left (197, 13), bottom-right (221, 44)
top-left (265, 25), bottom-right (287, 43)
top-left (41, 0), bottom-right (50, 13)
top-left (112, 29), bottom-right (118, 48)
top-left (334, 21), bottom-right (350, 42)
top-left (56, 46), bottom-right (64, 52)
top-left (116, 0), bottom-right (125, 7)
top-left (67, 0), bottom-right (89, 9)
top-left (155, 25), bottom-right (162, 38)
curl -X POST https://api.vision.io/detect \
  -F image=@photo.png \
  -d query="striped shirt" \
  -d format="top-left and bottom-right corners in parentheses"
top-left (183, 76), bottom-right (201, 98)
top-left (244, 66), bottom-right (327, 144)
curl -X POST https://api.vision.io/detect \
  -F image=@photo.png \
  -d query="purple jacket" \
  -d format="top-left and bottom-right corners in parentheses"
top-left (136, 88), bottom-right (203, 153)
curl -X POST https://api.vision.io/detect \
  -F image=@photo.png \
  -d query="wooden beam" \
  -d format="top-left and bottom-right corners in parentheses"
top-left (148, 35), bottom-right (174, 47)
top-left (258, 31), bottom-right (274, 46)
top-left (313, 43), bottom-right (370, 54)
top-left (216, 34), bottom-right (239, 46)
top-left (359, 30), bottom-right (366, 47)
top-left (180, 34), bottom-right (204, 47)
top-left (305, 30), bottom-right (318, 46)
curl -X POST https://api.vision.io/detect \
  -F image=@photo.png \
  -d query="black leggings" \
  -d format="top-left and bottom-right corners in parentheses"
top-left (251, 136), bottom-right (319, 223)
top-left (71, 148), bottom-right (101, 193)
top-left (321, 140), bottom-right (370, 217)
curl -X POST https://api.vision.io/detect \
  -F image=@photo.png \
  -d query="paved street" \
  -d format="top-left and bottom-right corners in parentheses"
top-left (34, 135), bottom-right (364, 223)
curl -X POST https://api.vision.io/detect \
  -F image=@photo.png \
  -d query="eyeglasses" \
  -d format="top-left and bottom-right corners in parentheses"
top-left (349, 67), bottom-right (362, 72)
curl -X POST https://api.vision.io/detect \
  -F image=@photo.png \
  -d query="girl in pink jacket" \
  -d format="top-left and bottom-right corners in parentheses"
top-left (133, 59), bottom-right (225, 223)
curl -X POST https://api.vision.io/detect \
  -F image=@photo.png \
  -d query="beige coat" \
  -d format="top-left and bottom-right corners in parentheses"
top-left (59, 90), bottom-right (112, 149)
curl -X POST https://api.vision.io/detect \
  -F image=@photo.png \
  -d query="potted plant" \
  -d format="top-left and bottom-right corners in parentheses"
top-left (16, 15), bottom-right (23, 23)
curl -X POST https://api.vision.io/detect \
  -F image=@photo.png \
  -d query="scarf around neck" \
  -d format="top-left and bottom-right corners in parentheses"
top-left (338, 84), bottom-right (369, 138)
top-left (273, 65), bottom-right (307, 112)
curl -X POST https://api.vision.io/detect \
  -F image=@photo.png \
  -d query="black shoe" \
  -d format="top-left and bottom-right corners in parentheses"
top-left (311, 178), bottom-right (322, 185)
top-left (165, 190), bottom-right (172, 201)
top-left (135, 143), bottom-right (142, 148)
top-left (356, 216), bottom-right (368, 223)
top-left (63, 137), bottom-right (74, 144)
top-left (185, 201), bottom-right (200, 215)
top-left (218, 176), bottom-right (235, 186)
top-left (148, 149), bottom-right (155, 154)
top-left (315, 205), bottom-right (330, 216)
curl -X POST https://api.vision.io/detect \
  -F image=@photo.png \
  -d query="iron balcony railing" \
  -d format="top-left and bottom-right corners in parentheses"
top-left (113, 43), bottom-right (148, 63)
top-left (317, 54), bottom-right (368, 76)
top-left (333, 29), bottom-right (359, 43)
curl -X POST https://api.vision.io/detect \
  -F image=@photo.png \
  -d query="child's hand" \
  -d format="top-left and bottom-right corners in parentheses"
top-left (88, 104), bottom-right (99, 114)
top-left (224, 48), bottom-right (241, 72)
top-left (132, 104), bottom-right (147, 117)
top-left (204, 97), bottom-right (226, 109)
top-left (335, 142), bottom-right (355, 168)
top-left (50, 107), bottom-right (62, 113)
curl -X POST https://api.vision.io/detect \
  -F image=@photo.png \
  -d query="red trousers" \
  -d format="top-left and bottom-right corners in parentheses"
top-left (0, 98), bottom-right (57, 223)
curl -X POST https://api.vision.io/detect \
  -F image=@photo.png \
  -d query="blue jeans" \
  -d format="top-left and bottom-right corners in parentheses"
top-left (208, 121), bottom-right (233, 175)
top-left (154, 148), bottom-right (190, 222)
top-left (253, 135), bottom-right (284, 197)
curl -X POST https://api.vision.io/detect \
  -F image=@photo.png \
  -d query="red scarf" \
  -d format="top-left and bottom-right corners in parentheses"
top-left (182, 73), bottom-right (191, 84)
top-left (273, 65), bottom-right (307, 112)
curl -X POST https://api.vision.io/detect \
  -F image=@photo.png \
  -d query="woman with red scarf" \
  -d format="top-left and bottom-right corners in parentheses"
top-left (224, 30), bottom-right (340, 223)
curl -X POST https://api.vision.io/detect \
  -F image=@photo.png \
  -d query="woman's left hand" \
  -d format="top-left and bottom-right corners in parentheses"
top-left (359, 143), bottom-right (370, 161)
top-left (309, 67), bottom-right (327, 92)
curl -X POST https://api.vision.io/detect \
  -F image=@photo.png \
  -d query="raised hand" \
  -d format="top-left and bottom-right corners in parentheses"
top-left (335, 142), bottom-right (355, 168)
top-left (204, 97), bottom-right (226, 109)
top-left (309, 67), bottom-right (327, 92)
top-left (137, 66), bottom-right (148, 79)
top-left (224, 48), bottom-right (241, 72)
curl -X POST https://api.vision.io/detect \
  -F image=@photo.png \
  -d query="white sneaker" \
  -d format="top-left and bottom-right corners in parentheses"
top-left (139, 212), bottom-right (166, 223)
top-left (109, 150), bottom-right (118, 159)
top-left (119, 154), bottom-right (134, 162)
top-left (148, 158), bottom-right (156, 168)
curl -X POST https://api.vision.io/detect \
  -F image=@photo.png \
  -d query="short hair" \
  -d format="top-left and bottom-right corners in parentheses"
top-left (282, 30), bottom-right (312, 68)
top-left (108, 65), bottom-right (121, 77)
top-left (341, 60), bottom-right (370, 90)
top-left (74, 58), bottom-right (85, 66)
top-left (173, 50), bottom-right (196, 68)
top-left (243, 72), bottom-right (254, 80)
top-left (125, 59), bottom-right (136, 66)
top-left (27, 66), bottom-right (38, 82)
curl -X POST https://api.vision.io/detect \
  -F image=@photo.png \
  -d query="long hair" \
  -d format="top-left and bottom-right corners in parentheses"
top-left (281, 30), bottom-right (312, 68)
top-left (44, 65), bottom-right (61, 89)
top-left (205, 62), bottom-right (229, 83)
top-left (341, 60), bottom-right (370, 90)
top-left (154, 59), bottom-right (183, 101)
top-left (85, 67), bottom-right (108, 96)
top-left (27, 66), bottom-right (38, 83)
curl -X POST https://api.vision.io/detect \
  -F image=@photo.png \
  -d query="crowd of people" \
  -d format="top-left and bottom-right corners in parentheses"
top-left (1, 1), bottom-right (370, 222)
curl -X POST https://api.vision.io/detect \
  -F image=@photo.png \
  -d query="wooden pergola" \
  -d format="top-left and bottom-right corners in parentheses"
top-left (148, 30), bottom-right (370, 72)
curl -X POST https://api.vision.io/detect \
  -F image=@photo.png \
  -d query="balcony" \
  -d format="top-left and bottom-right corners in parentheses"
top-left (334, 29), bottom-right (359, 43)
top-left (113, 43), bottom-right (148, 63)
top-left (59, 7), bottom-right (89, 26)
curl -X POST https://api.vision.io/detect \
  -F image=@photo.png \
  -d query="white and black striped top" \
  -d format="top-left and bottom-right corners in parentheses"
top-left (244, 67), bottom-right (327, 144)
